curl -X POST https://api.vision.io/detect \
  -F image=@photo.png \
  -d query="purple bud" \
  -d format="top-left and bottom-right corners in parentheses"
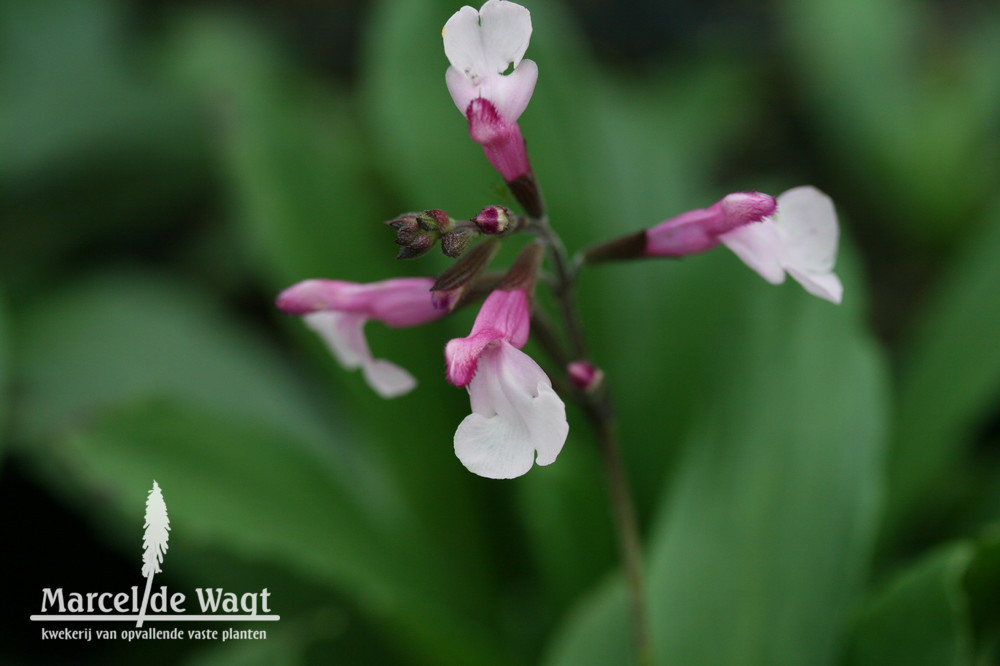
top-left (568, 361), bottom-right (603, 392)
top-left (473, 206), bottom-right (511, 235)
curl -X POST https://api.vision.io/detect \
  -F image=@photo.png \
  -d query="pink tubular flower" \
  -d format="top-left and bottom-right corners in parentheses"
top-left (445, 288), bottom-right (568, 479)
top-left (645, 191), bottom-right (777, 257)
top-left (443, 0), bottom-right (537, 183)
top-left (720, 186), bottom-right (844, 304)
top-left (276, 278), bottom-right (445, 398)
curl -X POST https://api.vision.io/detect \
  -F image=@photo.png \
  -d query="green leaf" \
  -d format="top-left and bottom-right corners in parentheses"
top-left (164, 11), bottom-right (388, 285)
top-left (886, 199), bottom-right (1000, 535)
top-left (542, 575), bottom-right (631, 666)
top-left (61, 398), bottom-right (503, 666)
top-left (775, 0), bottom-right (1000, 245)
top-left (0, 0), bottom-right (207, 287)
top-left (547, 274), bottom-right (888, 666)
top-left (13, 270), bottom-right (343, 458)
top-left (847, 543), bottom-right (975, 666)
top-left (67, 399), bottom-right (393, 611)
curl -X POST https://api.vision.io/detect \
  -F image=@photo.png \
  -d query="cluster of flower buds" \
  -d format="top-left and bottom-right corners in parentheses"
top-left (276, 0), bottom-right (845, 480)
top-left (385, 209), bottom-right (454, 259)
top-left (388, 205), bottom-right (520, 261)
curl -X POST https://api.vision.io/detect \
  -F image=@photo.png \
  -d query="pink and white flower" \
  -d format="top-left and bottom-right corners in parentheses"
top-left (276, 278), bottom-right (445, 398)
top-left (720, 186), bottom-right (843, 304)
top-left (645, 191), bottom-right (777, 257)
top-left (443, 0), bottom-right (537, 182)
top-left (445, 288), bottom-right (568, 479)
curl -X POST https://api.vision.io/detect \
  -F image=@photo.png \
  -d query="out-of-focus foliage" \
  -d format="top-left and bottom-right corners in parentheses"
top-left (2, 0), bottom-right (1000, 664)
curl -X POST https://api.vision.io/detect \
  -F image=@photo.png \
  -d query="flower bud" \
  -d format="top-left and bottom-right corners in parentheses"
top-left (568, 360), bottom-right (603, 393)
top-left (473, 206), bottom-right (512, 235)
top-left (395, 233), bottom-right (436, 260)
top-left (421, 209), bottom-right (455, 234)
top-left (441, 227), bottom-right (480, 258)
top-left (386, 209), bottom-right (456, 260)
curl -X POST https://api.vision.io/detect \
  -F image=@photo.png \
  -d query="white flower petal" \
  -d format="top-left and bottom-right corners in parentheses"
top-left (720, 219), bottom-right (786, 284)
top-left (478, 0), bottom-right (532, 73)
top-left (443, 6), bottom-right (490, 83)
top-left (480, 58), bottom-right (537, 123)
top-left (304, 311), bottom-right (368, 369)
top-left (362, 359), bottom-right (418, 398)
top-left (446, 65), bottom-right (480, 115)
top-left (303, 312), bottom-right (417, 398)
top-left (455, 342), bottom-right (568, 479)
top-left (443, 1), bottom-right (532, 84)
top-left (774, 186), bottom-right (838, 274)
top-left (785, 266), bottom-right (844, 304)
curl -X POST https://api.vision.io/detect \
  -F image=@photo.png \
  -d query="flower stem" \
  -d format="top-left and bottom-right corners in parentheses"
top-left (534, 219), bottom-right (654, 666)
top-left (584, 389), bottom-right (653, 666)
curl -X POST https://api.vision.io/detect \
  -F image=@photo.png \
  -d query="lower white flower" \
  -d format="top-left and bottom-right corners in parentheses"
top-left (454, 340), bottom-right (568, 479)
top-left (720, 186), bottom-right (843, 304)
top-left (304, 311), bottom-right (416, 399)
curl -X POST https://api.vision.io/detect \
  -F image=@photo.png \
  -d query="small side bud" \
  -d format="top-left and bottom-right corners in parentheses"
top-left (395, 234), bottom-right (436, 259)
top-left (422, 209), bottom-right (455, 234)
top-left (568, 360), bottom-right (604, 393)
top-left (441, 227), bottom-right (480, 258)
top-left (473, 206), bottom-right (511, 235)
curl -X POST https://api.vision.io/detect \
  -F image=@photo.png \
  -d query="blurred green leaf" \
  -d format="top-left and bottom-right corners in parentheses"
top-left (547, 274), bottom-right (888, 665)
top-left (516, 429), bottom-right (616, 612)
top-left (646, 283), bottom-right (886, 666)
top-left (542, 575), bottom-right (630, 666)
top-left (67, 399), bottom-right (397, 618)
top-left (887, 199), bottom-right (1000, 535)
top-left (966, 530), bottom-right (1000, 664)
top-left (164, 12), bottom-right (386, 285)
top-left (13, 270), bottom-right (346, 460)
top-left (776, 0), bottom-right (1000, 245)
top-left (0, 0), bottom-right (207, 286)
top-left (50, 395), bottom-right (500, 665)
top-left (847, 543), bottom-right (975, 666)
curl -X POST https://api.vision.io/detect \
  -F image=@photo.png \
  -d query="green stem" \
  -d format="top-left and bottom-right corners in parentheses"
top-left (534, 218), bottom-right (654, 666)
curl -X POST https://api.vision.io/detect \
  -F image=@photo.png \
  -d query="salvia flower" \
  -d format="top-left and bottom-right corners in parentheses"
top-left (645, 191), bottom-right (777, 257)
top-left (445, 288), bottom-right (568, 479)
top-left (443, 0), bottom-right (537, 184)
top-left (720, 186), bottom-right (843, 304)
top-left (277, 278), bottom-right (445, 398)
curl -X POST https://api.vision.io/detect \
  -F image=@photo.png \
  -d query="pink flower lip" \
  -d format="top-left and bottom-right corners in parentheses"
top-left (445, 288), bottom-right (530, 387)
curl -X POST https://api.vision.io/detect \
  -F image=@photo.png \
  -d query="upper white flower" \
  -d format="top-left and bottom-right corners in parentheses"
top-left (443, 0), bottom-right (538, 124)
top-left (720, 186), bottom-right (844, 304)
